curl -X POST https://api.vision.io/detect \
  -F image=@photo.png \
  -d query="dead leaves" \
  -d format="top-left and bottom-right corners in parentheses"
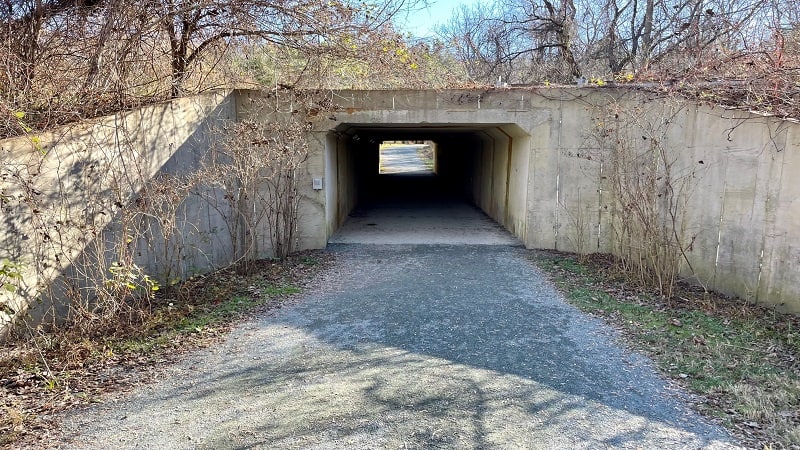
top-left (0, 250), bottom-right (331, 448)
top-left (531, 249), bottom-right (800, 450)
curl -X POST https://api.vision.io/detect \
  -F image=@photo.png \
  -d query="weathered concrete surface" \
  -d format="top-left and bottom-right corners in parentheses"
top-left (0, 92), bottom-right (236, 331)
top-left (308, 89), bottom-right (800, 312)
top-left (52, 244), bottom-right (740, 449)
top-left (4, 87), bottom-right (799, 336)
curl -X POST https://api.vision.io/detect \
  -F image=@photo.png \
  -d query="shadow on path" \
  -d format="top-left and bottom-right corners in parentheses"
top-left (55, 245), bottom-right (739, 449)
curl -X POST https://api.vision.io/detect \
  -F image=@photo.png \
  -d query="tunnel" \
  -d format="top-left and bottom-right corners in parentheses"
top-left (323, 123), bottom-right (532, 246)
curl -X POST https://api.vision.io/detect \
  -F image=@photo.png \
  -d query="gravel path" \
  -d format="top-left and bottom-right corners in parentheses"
top-left (52, 244), bottom-right (741, 449)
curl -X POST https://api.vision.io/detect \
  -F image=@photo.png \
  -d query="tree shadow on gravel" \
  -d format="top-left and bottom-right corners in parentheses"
top-left (54, 244), bottom-right (738, 449)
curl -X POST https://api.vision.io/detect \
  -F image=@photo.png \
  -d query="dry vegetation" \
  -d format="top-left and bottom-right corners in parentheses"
top-left (533, 250), bottom-right (800, 449)
top-left (2, 1), bottom-right (798, 140)
top-left (0, 0), bottom-right (466, 139)
top-left (1, 0), bottom-right (799, 448)
top-left (0, 251), bottom-right (330, 448)
top-left (438, 0), bottom-right (800, 119)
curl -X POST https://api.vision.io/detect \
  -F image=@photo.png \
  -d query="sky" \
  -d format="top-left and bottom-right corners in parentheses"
top-left (395, 0), bottom-right (475, 38)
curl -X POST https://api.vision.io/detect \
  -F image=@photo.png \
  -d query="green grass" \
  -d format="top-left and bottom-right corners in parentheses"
top-left (262, 285), bottom-right (301, 297)
top-left (173, 295), bottom-right (258, 333)
top-left (533, 251), bottom-right (800, 448)
top-left (109, 282), bottom-right (301, 352)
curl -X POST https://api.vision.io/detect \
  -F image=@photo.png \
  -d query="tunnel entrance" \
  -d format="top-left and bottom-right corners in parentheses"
top-left (325, 123), bottom-right (531, 246)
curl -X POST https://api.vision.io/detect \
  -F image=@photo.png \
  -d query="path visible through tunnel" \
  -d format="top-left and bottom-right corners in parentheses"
top-left (53, 244), bottom-right (739, 449)
top-left (378, 143), bottom-right (432, 174)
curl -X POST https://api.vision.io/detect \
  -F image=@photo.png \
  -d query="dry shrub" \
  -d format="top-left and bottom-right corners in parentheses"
top-left (589, 98), bottom-right (705, 298)
top-left (202, 95), bottom-right (311, 268)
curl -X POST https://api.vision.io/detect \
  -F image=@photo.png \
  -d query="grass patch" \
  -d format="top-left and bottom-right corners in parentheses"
top-left (532, 250), bottom-right (800, 449)
top-left (0, 250), bottom-right (330, 448)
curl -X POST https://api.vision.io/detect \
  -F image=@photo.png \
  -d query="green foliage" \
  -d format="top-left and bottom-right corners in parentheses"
top-left (0, 258), bottom-right (24, 318)
top-left (105, 262), bottom-right (160, 294)
top-left (175, 295), bottom-right (260, 333)
top-left (301, 256), bottom-right (320, 266)
top-left (6, 111), bottom-right (44, 153)
top-left (0, 258), bottom-right (23, 294)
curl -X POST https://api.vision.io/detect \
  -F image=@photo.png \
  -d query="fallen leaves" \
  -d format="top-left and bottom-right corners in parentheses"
top-left (0, 250), bottom-right (331, 449)
top-left (531, 249), bottom-right (800, 450)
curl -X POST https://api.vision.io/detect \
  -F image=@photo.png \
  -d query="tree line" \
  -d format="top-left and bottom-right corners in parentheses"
top-left (1, 0), bottom-right (454, 137)
top-left (437, 0), bottom-right (798, 88)
top-left (1, 0), bottom-right (798, 137)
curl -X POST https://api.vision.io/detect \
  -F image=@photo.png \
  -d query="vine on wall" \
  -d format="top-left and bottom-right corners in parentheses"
top-left (0, 91), bottom-right (317, 338)
top-left (587, 98), bottom-right (707, 298)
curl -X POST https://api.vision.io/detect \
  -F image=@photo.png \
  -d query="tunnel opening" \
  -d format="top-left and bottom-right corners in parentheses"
top-left (325, 123), bottom-right (531, 245)
top-left (378, 140), bottom-right (436, 175)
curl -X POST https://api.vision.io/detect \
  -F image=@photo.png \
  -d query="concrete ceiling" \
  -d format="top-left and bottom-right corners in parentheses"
top-left (334, 123), bottom-right (529, 142)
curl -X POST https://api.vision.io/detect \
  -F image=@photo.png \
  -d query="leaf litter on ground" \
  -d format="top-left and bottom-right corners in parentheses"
top-left (0, 250), bottom-right (331, 449)
top-left (530, 249), bottom-right (800, 450)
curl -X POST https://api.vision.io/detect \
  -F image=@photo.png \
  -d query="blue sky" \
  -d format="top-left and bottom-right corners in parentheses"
top-left (396, 0), bottom-right (475, 38)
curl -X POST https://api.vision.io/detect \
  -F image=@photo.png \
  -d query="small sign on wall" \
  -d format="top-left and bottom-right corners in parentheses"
top-left (312, 178), bottom-right (323, 190)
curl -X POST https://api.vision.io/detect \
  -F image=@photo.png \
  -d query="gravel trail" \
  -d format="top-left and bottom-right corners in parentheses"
top-left (52, 244), bottom-right (741, 449)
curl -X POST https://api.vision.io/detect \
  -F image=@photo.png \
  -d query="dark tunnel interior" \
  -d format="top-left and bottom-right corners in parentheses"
top-left (342, 126), bottom-right (484, 207)
top-left (325, 123), bottom-right (531, 245)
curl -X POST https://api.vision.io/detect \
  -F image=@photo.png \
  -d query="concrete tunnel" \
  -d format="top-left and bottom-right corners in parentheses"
top-left (323, 123), bottom-right (533, 245)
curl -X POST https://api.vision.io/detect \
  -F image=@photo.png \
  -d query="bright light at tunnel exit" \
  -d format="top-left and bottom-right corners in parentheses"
top-left (378, 140), bottom-right (436, 175)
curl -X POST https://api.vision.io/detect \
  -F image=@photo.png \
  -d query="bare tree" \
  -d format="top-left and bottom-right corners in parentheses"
top-left (438, 0), bottom-right (583, 84)
top-left (439, 0), bottom-right (788, 85)
top-left (0, 0), bottom-right (420, 136)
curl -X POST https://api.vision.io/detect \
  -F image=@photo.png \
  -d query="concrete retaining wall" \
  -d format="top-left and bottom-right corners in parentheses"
top-left (0, 92), bottom-right (235, 330)
top-left (321, 89), bottom-right (800, 312)
top-left (2, 87), bottom-right (798, 335)
top-left (524, 90), bottom-right (799, 310)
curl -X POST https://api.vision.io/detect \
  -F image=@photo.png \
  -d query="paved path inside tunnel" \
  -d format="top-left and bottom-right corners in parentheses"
top-left (52, 244), bottom-right (741, 449)
top-left (329, 199), bottom-right (522, 245)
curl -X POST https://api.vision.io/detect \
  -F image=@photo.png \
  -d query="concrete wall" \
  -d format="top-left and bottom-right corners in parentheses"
top-left (323, 130), bottom-right (360, 233)
top-left (664, 104), bottom-right (799, 308)
top-left (522, 89), bottom-right (800, 311)
top-left (320, 89), bottom-right (800, 312)
top-left (0, 91), bottom-right (236, 330)
top-left (233, 90), bottom-right (332, 253)
top-left (2, 87), bottom-right (798, 334)
top-left (321, 90), bottom-right (550, 246)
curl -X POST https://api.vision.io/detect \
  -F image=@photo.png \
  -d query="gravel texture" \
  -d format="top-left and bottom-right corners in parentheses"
top-left (51, 244), bottom-right (741, 449)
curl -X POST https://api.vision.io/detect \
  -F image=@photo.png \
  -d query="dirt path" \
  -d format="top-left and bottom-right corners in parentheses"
top-left (50, 244), bottom-right (741, 449)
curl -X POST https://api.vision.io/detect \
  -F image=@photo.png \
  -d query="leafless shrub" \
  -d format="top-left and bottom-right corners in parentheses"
top-left (202, 95), bottom-right (311, 270)
top-left (47, 133), bottom-right (161, 336)
top-left (588, 98), bottom-right (706, 298)
top-left (437, 0), bottom-right (800, 121)
top-left (131, 173), bottom-right (199, 289)
top-left (667, 26), bottom-right (800, 119)
top-left (0, 119), bottom-right (189, 337)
